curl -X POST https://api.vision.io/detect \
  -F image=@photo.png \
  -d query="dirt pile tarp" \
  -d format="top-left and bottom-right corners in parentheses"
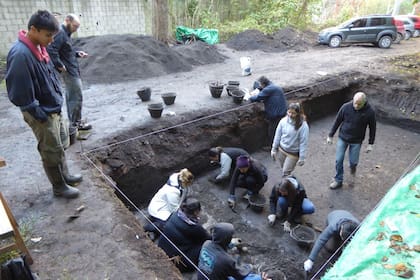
top-left (322, 165), bottom-right (420, 279)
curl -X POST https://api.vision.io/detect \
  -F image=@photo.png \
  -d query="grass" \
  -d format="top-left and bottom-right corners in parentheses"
top-left (0, 214), bottom-right (36, 264)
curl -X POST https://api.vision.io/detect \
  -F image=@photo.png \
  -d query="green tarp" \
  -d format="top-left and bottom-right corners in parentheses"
top-left (322, 165), bottom-right (420, 279)
top-left (175, 26), bottom-right (219, 45)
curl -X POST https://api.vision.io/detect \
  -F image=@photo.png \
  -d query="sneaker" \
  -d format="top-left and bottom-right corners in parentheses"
top-left (329, 181), bottom-right (343, 189)
top-left (350, 166), bottom-right (357, 175)
top-left (76, 121), bottom-right (92, 131)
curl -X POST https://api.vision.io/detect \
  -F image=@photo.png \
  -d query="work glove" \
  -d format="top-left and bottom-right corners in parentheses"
top-left (304, 259), bottom-right (314, 272)
top-left (268, 214), bottom-right (276, 226)
top-left (230, 237), bottom-right (242, 247)
top-left (228, 195), bottom-right (236, 209)
top-left (326, 136), bottom-right (333, 145)
top-left (366, 144), bottom-right (373, 153)
top-left (283, 221), bottom-right (291, 232)
top-left (270, 149), bottom-right (276, 161)
top-left (297, 159), bottom-right (305, 166)
top-left (26, 106), bottom-right (48, 123)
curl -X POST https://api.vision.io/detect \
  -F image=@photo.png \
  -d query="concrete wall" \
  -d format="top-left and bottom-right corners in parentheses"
top-left (0, 0), bottom-right (151, 56)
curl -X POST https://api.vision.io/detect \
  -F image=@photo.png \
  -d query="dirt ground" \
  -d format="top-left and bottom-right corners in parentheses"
top-left (0, 29), bottom-right (419, 280)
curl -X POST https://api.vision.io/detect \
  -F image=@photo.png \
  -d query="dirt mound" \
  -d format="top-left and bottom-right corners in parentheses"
top-left (74, 34), bottom-right (226, 85)
top-left (226, 27), bottom-right (317, 52)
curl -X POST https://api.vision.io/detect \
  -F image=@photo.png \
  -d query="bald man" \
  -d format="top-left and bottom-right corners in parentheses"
top-left (47, 13), bottom-right (92, 134)
top-left (327, 92), bottom-right (376, 189)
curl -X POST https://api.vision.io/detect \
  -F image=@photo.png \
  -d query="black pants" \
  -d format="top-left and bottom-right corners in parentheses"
top-left (267, 116), bottom-right (282, 145)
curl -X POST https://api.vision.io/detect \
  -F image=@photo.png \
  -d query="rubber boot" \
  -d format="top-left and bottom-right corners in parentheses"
top-left (61, 159), bottom-right (83, 186)
top-left (43, 164), bottom-right (80, 199)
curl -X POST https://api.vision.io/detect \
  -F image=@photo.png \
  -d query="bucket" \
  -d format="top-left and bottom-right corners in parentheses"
top-left (137, 87), bottom-right (151, 101)
top-left (240, 56), bottom-right (252, 76)
top-left (231, 88), bottom-right (245, 104)
top-left (226, 84), bottom-right (239, 96)
top-left (209, 82), bottom-right (224, 98)
top-left (248, 193), bottom-right (266, 212)
top-left (147, 102), bottom-right (164, 118)
top-left (161, 92), bottom-right (176, 105)
top-left (290, 225), bottom-right (316, 248)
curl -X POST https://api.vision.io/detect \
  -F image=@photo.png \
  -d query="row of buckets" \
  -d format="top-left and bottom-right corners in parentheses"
top-left (137, 87), bottom-right (176, 118)
top-left (209, 80), bottom-right (246, 104)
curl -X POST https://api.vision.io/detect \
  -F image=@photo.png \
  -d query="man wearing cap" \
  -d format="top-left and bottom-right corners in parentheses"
top-left (227, 155), bottom-right (268, 208)
top-left (208, 146), bottom-right (249, 184)
top-left (303, 210), bottom-right (359, 272)
top-left (249, 76), bottom-right (287, 146)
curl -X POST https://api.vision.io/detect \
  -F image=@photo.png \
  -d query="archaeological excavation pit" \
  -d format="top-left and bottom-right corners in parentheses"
top-left (84, 72), bottom-right (419, 280)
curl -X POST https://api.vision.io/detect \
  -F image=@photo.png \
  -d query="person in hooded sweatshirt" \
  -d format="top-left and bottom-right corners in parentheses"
top-left (198, 222), bottom-right (271, 280)
top-left (327, 92), bottom-right (376, 189)
top-left (271, 102), bottom-right (309, 177)
top-left (303, 210), bottom-right (359, 273)
top-left (144, 168), bottom-right (194, 239)
top-left (208, 146), bottom-right (249, 184)
top-left (158, 197), bottom-right (211, 272)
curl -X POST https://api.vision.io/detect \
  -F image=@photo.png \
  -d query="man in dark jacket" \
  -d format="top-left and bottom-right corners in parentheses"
top-left (249, 76), bottom-right (287, 145)
top-left (303, 210), bottom-right (359, 272)
top-left (47, 13), bottom-right (92, 132)
top-left (198, 222), bottom-right (271, 280)
top-left (327, 92), bottom-right (376, 189)
top-left (227, 155), bottom-right (268, 209)
top-left (6, 10), bottom-right (81, 199)
top-left (157, 197), bottom-right (211, 272)
top-left (208, 147), bottom-right (249, 184)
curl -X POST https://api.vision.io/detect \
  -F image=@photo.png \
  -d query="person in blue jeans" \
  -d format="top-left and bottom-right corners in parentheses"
top-left (47, 14), bottom-right (92, 132)
top-left (268, 176), bottom-right (315, 232)
top-left (327, 92), bottom-right (376, 189)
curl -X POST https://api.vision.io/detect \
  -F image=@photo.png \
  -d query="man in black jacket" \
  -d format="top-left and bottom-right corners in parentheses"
top-left (327, 92), bottom-right (376, 189)
top-left (47, 13), bottom-right (92, 132)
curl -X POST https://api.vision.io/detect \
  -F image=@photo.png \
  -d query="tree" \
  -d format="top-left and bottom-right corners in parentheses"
top-left (152, 0), bottom-right (169, 43)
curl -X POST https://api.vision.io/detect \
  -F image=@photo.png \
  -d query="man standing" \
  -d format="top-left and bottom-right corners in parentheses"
top-left (47, 13), bottom-right (92, 132)
top-left (6, 10), bottom-right (81, 198)
top-left (327, 92), bottom-right (376, 189)
top-left (250, 76), bottom-right (287, 146)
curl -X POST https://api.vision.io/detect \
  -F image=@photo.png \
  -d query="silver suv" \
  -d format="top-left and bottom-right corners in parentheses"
top-left (318, 15), bottom-right (397, 48)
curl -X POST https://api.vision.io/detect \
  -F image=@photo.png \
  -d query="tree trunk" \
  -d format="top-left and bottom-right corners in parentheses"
top-left (152, 0), bottom-right (169, 43)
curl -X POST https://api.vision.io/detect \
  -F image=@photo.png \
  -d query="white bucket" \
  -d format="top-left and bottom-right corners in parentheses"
top-left (240, 56), bottom-right (252, 76)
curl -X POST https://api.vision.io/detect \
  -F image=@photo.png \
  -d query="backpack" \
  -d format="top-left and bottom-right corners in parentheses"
top-left (1, 256), bottom-right (35, 280)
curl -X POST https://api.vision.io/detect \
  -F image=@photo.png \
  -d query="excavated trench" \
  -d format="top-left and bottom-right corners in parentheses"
top-left (87, 72), bottom-right (419, 280)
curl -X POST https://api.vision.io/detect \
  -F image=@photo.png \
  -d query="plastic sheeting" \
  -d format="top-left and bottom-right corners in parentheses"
top-left (322, 165), bottom-right (420, 279)
top-left (175, 26), bottom-right (219, 45)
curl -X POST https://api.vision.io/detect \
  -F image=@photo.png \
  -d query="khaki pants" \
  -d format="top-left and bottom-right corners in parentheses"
top-left (22, 111), bottom-right (66, 167)
top-left (277, 147), bottom-right (299, 177)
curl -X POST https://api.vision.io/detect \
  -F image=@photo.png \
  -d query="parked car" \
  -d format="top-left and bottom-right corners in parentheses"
top-left (400, 15), bottom-right (420, 37)
top-left (393, 18), bottom-right (406, 43)
top-left (395, 16), bottom-right (416, 40)
top-left (318, 15), bottom-right (397, 48)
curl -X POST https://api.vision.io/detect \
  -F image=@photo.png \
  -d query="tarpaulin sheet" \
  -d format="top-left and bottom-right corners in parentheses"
top-left (175, 26), bottom-right (219, 45)
top-left (322, 165), bottom-right (420, 279)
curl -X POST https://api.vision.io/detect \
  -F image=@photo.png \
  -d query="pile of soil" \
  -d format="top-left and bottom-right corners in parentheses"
top-left (74, 35), bottom-right (227, 85)
top-left (226, 27), bottom-right (317, 52)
